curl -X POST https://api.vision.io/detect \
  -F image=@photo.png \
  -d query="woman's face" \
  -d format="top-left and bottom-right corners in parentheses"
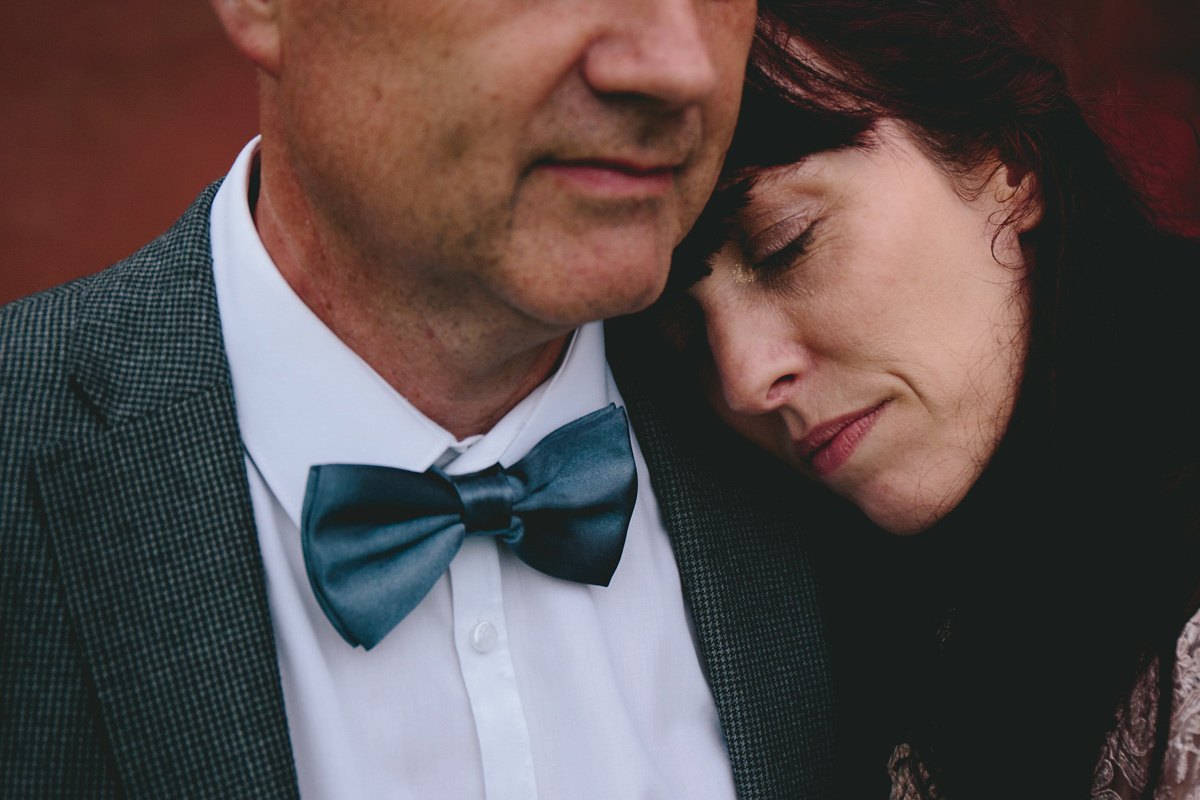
top-left (689, 122), bottom-right (1035, 534)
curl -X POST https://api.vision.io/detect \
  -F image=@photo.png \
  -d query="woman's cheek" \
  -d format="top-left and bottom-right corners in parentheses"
top-left (703, 369), bottom-right (798, 467)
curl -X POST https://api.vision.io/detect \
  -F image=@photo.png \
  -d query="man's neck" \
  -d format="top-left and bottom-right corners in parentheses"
top-left (252, 160), bottom-right (572, 440)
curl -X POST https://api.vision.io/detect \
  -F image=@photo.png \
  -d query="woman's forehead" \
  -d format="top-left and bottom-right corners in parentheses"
top-left (741, 129), bottom-right (891, 201)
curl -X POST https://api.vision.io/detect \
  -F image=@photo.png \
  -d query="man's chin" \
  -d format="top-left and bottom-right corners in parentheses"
top-left (501, 240), bottom-right (673, 325)
top-left (519, 288), bottom-right (665, 333)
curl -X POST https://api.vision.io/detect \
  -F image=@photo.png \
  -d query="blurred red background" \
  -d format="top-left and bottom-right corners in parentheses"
top-left (1, 0), bottom-right (1198, 306)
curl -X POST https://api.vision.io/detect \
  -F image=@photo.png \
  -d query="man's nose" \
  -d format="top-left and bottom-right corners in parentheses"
top-left (704, 303), bottom-right (811, 416)
top-left (582, 0), bottom-right (721, 109)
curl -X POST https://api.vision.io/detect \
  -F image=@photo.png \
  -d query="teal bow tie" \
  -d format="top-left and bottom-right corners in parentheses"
top-left (301, 404), bottom-right (638, 649)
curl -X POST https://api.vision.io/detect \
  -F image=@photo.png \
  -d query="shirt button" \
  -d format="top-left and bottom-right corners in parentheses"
top-left (470, 621), bottom-right (498, 653)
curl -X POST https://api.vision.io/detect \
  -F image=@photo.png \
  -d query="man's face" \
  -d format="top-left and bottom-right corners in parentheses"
top-left (271, 0), bottom-right (756, 328)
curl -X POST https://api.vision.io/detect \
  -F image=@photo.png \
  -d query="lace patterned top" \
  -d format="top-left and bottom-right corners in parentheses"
top-left (888, 611), bottom-right (1200, 800)
top-left (1093, 611), bottom-right (1200, 800)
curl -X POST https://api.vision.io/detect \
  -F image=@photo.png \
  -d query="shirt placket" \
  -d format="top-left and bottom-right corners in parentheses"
top-left (448, 536), bottom-right (539, 800)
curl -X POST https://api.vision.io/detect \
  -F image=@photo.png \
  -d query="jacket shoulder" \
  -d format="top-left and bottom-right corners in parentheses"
top-left (0, 182), bottom-right (223, 454)
top-left (1, 272), bottom-right (101, 452)
top-left (0, 184), bottom-right (226, 797)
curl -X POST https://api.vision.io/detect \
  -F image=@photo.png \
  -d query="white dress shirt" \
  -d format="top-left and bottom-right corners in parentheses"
top-left (210, 138), bottom-right (737, 800)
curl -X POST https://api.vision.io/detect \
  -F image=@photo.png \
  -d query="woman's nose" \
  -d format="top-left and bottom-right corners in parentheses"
top-left (703, 303), bottom-right (810, 415)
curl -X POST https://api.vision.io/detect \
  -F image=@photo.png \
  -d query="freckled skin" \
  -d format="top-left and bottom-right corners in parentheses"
top-left (211, 0), bottom-right (756, 437)
top-left (691, 122), bottom-right (1039, 535)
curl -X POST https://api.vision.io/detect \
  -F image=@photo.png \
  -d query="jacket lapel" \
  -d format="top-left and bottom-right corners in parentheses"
top-left (33, 186), bottom-right (298, 798)
top-left (607, 317), bottom-right (839, 799)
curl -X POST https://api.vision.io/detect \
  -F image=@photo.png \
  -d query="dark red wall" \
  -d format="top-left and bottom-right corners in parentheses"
top-left (1019, 0), bottom-right (1200, 232)
top-left (0, 0), bottom-right (257, 304)
top-left (1, 0), bottom-right (1197, 305)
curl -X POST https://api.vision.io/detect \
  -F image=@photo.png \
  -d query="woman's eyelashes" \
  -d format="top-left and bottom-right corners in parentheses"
top-left (746, 220), bottom-right (820, 285)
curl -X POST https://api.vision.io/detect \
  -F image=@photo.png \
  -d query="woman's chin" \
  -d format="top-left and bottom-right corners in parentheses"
top-left (863, 505), bottom-right (944, 536)
top-left (841, 470), bottom-right (973, 536)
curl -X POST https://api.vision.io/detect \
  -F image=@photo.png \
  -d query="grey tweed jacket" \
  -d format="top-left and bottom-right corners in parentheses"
top-left (0, 185), bottom-right (838, 798)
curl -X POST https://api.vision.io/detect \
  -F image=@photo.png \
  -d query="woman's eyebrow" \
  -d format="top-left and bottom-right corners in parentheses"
top-left (739, 156), bottom-right (824, 201)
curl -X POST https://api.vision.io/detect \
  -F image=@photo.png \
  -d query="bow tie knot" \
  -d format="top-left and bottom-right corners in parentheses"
top-left (452, 465), bottom-right (517, 534)
top-left (302, 404), bottom-right (638, 649)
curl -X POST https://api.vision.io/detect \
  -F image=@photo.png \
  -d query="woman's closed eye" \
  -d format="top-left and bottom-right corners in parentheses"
top-left (747, 220), bottom-right (821, 286)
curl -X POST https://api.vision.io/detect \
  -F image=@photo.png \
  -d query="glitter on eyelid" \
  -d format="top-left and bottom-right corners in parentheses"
top-left (725, 254), bottom-right (756, 285)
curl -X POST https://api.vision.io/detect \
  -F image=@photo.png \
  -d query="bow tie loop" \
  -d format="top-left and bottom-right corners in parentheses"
top-left (447, 465), bottom-right (519, 535)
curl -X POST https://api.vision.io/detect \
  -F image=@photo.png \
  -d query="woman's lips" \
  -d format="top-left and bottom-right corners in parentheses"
top-left (795, 401), bottom-right (889, 476)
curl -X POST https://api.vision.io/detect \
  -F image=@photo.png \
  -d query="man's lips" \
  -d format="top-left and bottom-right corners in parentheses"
top-left (794, 401), bottom-right (890, 476)
top-left (537, 158), bottom-right (678, 198)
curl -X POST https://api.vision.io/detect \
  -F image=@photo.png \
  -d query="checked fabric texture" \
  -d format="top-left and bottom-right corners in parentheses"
top-left (0, 185), bottom-right (298, 798)
top-left (1, 182), bottom-right (838, 798)
top-left (607, 319), bottom-right (839, 799)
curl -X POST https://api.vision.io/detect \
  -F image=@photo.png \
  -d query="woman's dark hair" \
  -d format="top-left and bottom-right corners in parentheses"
top-left (673, 1), bottom-right (1200, 797)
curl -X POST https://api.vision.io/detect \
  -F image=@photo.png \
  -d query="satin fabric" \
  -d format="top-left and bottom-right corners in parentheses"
top-left (302, 405), bottom-right (637, 649)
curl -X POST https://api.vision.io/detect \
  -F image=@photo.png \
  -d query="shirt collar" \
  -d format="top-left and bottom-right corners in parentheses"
top-left (210, 137), bottom-right (620, 528)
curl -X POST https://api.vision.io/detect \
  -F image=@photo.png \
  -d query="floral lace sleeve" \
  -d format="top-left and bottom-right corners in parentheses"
top-left (1092, 655), bottom-right (1158, 800)
top-left (890, 613), bottom-right (1200, 800)
top-left (1093, 613), bottom-right (1200, 800)
top-left (889, 743), bottom-right (935, 800)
